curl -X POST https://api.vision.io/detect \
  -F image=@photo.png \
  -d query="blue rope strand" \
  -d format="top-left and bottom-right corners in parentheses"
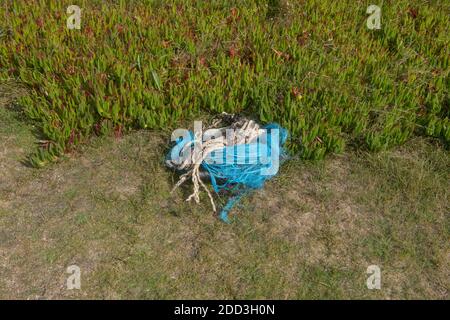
top-left (168, 123), bottom-right (288, 222)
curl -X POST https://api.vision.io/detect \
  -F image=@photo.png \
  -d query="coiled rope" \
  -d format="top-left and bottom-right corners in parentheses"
top-left (166, 114), bottom-right (288, 222)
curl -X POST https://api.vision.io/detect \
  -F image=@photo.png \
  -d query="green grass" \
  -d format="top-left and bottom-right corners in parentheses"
top-left (0, 0), bottom-right (449, 166)
top-left (0, 1), bottom-right (449, 299)
top-left (1, 88), bottom-right (448, 298)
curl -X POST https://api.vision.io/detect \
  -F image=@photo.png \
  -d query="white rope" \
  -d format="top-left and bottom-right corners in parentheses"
top-left (169, 117), bottom-right (262, 212)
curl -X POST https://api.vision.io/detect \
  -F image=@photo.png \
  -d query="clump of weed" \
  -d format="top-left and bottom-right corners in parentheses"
top-left (0, 0), bottom-right (448, 166)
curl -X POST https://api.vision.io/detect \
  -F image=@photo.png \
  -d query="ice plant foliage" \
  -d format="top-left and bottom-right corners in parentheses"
top-left (0, 0), bottom-right (448, 167)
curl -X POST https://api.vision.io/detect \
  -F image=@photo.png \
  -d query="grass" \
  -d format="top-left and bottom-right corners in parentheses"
top-left (0, 0), bottom-right (449, 166)
top-left (1, 83), bottom-right (448, 299)
top-left (1, 1), bottom-right (448, 299)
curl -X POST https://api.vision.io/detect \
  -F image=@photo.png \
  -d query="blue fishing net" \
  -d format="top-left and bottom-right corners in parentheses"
top-left (167, 123), bottom-right (288, 222)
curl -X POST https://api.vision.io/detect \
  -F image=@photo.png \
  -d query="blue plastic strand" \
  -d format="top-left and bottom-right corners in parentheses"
top-left (167, 123), bottom-right (288, 222)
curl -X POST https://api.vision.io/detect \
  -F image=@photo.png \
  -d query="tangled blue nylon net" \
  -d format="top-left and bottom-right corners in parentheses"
top-left (167, 123), bottom-right (288, 222)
